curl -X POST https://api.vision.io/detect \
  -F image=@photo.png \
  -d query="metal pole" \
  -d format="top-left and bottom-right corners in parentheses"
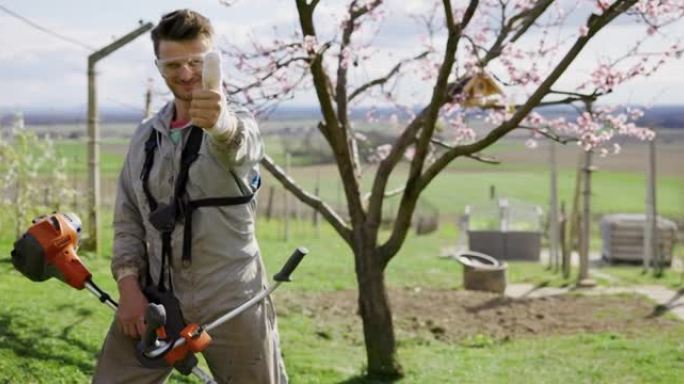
top-left (85, 57), bottom-right (101, 256)
top-left (313, 170), bottom-right (320, 237)
top-left (645, 136), bottom-right (659, 276)
top-left (284, 152), bottom-right (291, 241)
top-left (83, 22), bottom-right (153, 255)
top-left (549, 140), bottom-right (559, 271)
top-left (578, 149), bottom-right (596, 287)
top-left (144, 77), bottom-right (153, 119)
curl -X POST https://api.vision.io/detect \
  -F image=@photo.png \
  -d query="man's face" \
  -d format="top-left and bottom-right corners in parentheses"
top-left (156, 37), bottom-right (212, 102)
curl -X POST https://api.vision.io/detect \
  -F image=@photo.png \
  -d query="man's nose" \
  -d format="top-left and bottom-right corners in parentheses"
top-left (177, 64), bottom-right (195, 80)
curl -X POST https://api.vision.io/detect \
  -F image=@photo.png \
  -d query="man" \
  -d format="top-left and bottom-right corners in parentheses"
top-left (92, 9), bottom-right (286, 384)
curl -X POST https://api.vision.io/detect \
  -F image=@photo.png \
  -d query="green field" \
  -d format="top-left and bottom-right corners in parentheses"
top-left (1, 220), bottom-right (683, 383)
top-left (50, 134), bottom-right (684, 220)
top-left (1, 128), bottom-right (682, 383)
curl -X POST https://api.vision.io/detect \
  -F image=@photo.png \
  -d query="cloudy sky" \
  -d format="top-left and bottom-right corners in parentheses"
top-left (1, 0), bottom-right (682, 114)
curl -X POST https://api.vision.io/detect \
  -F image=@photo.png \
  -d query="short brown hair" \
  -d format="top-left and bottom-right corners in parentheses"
top-left (151, 9), bottom-right (214, 57)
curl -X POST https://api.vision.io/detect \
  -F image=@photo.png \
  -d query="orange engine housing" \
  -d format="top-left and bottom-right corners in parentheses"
top-left (27, 214), bottom-right (91, 289)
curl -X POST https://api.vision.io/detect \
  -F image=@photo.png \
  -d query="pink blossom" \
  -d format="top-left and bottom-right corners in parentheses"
top-left (303, 35), bottom-right (318, 53)
top-left (339, 47), bottom-right (352, 69)
top-left (375, 144), bottom-right (392, 161)
top-left (579, 25), bottom-right (589, 37)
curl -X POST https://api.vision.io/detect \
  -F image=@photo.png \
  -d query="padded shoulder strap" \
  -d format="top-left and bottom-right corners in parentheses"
top-left (174, 126), bottom-right (204, 199)
top-left (141, 128), bottom-right (160, 211)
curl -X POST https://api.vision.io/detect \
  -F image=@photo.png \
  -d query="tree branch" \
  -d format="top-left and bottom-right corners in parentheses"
top-left (295, 0), bottom-right (366, 226)
top-left (376, 0), bottom-right (479, 266)
top-left (349, 51), bottom-right (429, 101)
top-left (431, 138), bottom-right (501, 164)
top-left (261, 155), bottom-right (352, 244)
top-left (516, 125), bottom-right (577, 144)
top-left (379, 0), bottom-right (639, 259)
top-left (418, 0), bottom-right (639, 193)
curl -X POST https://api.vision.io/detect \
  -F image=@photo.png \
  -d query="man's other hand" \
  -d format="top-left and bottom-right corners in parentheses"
top-left (116, 275), bottom-right (148, 339)
top-left (190, 89), bottom-right (223, 129)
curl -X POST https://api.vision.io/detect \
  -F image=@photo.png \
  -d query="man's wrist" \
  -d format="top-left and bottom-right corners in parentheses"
top-left (115, 267), bottom-right (139, 283)
top-left (206, 105), bottom-right (238, 144)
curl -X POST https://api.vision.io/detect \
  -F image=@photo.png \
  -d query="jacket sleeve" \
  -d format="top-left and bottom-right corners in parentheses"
top-left (204, 102), bottom-right (264, 170)
top-left (110, 152), bottom-right (148, 281)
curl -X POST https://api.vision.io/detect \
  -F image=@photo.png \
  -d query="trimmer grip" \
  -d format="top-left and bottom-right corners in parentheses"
top-left (142, 303), bottom-right (167, 350)
top-left (273, 247), bottom-right (308, 282)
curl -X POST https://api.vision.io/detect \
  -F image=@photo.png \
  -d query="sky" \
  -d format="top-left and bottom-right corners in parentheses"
top-left (0, 0), bottom-right (683, 115)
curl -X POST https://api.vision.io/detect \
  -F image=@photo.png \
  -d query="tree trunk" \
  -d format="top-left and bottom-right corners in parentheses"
top-left (356, 247), bottom-right (403, 379)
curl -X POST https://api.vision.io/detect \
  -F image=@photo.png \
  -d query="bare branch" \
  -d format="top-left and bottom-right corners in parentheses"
top-left (516, 125), bottom-right (577, 144)
top-left (431, 138), bottom-right (501, 164)
top-left (295, 0), bottom-right (366, 225)
top-left (261, 155), bottom-right (352, 244)
top-left (509, 0), bottom-right (554, 43)
top-left (227, 55), bottom-right (309, 95)
top-left (349, 51), bottom-right (429, 101)
top-left (336, 1), bottom-right (384, 182)
top-left (483, 0), bottom-right (554, 63)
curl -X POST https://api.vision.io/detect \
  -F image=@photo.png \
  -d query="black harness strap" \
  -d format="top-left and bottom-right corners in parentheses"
top-left (141, 131), bottom-right (160, 212)
top-left (140, 126), bottom-right (257, 290)
top-left (182, 195), bottom-right (254, 267)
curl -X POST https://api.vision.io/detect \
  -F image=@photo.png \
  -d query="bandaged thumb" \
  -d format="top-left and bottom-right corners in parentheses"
top-left (202, 51), bottom-right (222, 92)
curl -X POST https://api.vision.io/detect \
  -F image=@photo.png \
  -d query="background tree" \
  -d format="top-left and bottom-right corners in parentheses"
top-left (222, 0), bottom-right (683, 378)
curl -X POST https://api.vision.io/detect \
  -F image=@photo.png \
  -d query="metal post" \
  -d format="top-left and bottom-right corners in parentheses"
top-left (549, 140), bottom-right (559, 271)
top-left (578, 149), bottom-right (596, 287)
top-left (82, 22), bottom-right (153, 256)
top-left (644, 136), bottom-right (659, 276)
top-left (313, 170), bottom-right (320, 237)
top-left (283, 152), bottom-right (291, 241)
top-left (144, 77), bottom-right (153, 119)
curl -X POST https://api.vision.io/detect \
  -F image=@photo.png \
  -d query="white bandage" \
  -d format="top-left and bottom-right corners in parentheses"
top-left (202, 51), bottom-right (222, 92)
top-left (202, 51), bottom-right (238, 143)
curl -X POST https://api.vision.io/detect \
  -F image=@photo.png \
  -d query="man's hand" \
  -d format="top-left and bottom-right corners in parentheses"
top-left (190, 89), bottom-right (223, 129)
top-left (116, 275), bottom-right (148, 339)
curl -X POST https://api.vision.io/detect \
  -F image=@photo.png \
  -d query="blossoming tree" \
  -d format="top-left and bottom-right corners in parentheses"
top-left (223, 0), bottom-right (683, 378)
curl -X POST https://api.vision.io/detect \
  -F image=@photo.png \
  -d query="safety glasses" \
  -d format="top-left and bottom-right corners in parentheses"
top-left (155, 51), bottom-right (212, 77)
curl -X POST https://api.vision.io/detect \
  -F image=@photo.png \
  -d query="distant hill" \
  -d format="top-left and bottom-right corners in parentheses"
top-left (2, 104), bottom-right (683, 129)
top-left (535, 104), bottom-right (684, 129)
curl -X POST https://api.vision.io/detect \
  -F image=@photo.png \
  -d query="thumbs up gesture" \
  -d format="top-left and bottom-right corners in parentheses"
top-left (190, 51), bottom-right (224, 129)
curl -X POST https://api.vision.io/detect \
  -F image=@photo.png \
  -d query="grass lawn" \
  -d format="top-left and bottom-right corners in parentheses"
top-left (1, 217), bottom-right (683, 383)
top-left (0, 133), bottom-right (681, 382)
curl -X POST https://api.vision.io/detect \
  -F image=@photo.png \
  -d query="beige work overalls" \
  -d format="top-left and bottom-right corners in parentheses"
top-left (92, 102), bottom-right (287, 384)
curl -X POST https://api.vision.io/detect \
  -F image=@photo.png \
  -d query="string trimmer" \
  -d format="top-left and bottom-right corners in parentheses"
top-left (11, 212), bottom-right (307, 383)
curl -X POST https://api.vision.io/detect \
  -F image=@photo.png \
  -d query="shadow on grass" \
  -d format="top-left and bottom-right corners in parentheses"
top-left (647, 287), bottom-right (684, 318)
top-left (0, 310), bottom-right (98, 376)
top-left (338, 375), bottom-right (401, 384)
top-left (463, 281), bottom-right (554, 313)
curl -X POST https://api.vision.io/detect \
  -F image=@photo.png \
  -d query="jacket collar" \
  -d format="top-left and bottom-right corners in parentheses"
top-left (151, 102), bottom-right (176, 135)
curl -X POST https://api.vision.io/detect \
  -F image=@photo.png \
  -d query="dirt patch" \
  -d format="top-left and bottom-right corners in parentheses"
top-left (274, 288), bottom-right (682, 344)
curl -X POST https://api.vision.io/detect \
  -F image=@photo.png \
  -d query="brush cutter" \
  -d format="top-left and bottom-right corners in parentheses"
top-left (11, 212), bottom-right (307, 383)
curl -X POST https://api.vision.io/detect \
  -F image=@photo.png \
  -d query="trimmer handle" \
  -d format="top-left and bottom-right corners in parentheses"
top-left (273, 247), bottom-right (308, 282)
top-left (142, 303), bottom-right (167, 351)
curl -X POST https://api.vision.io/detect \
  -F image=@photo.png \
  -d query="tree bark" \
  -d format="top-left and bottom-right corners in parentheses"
top-left (355, 245), bottom-right (402, 379)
